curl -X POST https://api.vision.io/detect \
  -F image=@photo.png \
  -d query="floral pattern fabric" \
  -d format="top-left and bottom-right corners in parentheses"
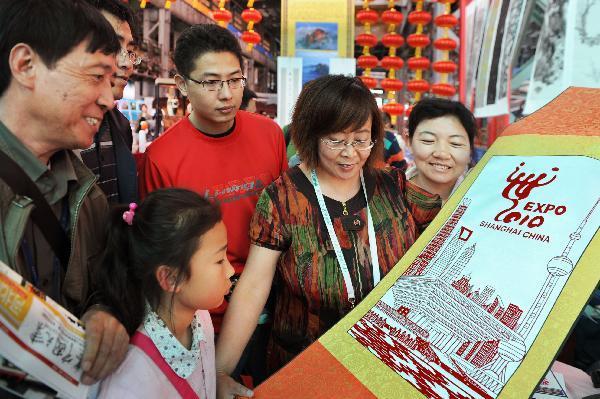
top-left (144, 305), bottom-right (205, 379)
top-left (250, 166), bottom-right (441, 372)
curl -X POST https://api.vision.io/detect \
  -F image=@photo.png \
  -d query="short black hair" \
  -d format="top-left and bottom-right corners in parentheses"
top-left (0, 0), bottom-right (120, 97)
top-left (408, 98), bottom-right (477, 147)
top-left (291, 75), bottom-right (384, 170)
top-left (241, 87), bottom-right (257, 110)
top-left (174, 24), bottom-right (243, 78)
top-left (87, 0), bottom-right (139, 43)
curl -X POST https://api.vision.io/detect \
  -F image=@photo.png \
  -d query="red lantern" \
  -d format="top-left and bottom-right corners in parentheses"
top-left (381, 78), bottom-right (404, 92)
top-left (408, 10), bottom-right (432, 26)
top-left (383, 102), bottom-right (404, 115)
top-left (383, 102), bottom-right (404, 124)
top-left (434, 37), bottom-right (457, 51)
top-left (434, 14), bottom-right (458, 28)
top-left (407, 56), bottom-right (430, 71)
top-left (213, 9), bottom-right (232, 25)
top-left (381, 9), bottom-right (403, 26)
top-left (407, 79), bottom-right (430, 93)
top-left (359, 75), bottom-right (378, 89)
top-left (357, 55), bottom-right (379, 69)
top-left (381, 56), bottom-right (404, 70)
top-left (431, 83), bottom-right (456, 97)
top-left (357, 9), bottom-right (379, 25)
top-left (356, 33), bottom-right (378, 48)
top-left (242, 8), bottom-right (262, 23)
top-left (382, 33), bottom-right (404, 48)
top-left (432, 60), bottom-right (457, 73)
top-left (241, 31), bottom-right (261, 45)
top-left (407, 34), bottom-right (430, 48)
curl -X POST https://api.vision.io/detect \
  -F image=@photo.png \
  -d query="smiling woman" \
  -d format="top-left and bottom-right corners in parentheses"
top-left (215, 75), bottom-right (442, 394)
top-left (406, 98), bottom-right (477, 202)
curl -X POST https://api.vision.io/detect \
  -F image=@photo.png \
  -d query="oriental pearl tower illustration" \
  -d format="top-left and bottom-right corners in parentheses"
top-left (485, 197), bottom-right (600, 383)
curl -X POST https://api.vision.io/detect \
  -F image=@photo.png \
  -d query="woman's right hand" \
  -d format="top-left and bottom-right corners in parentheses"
top-left (216, 372), bottom-right (254, 399)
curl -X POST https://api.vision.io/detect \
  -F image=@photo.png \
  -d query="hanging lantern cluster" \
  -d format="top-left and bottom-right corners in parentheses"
top-left (356, 0), bottom-right (379, 89)
top-left (432, 0), bottom-right (458, 97)
top-left (380, 0), bottom-right (404, 124)
top-left (406, 0), bottom-right (431, 101)
top-left (213, 0), bottom-right (232, 27)
top-left (241, 1), bottom-right (263, 51)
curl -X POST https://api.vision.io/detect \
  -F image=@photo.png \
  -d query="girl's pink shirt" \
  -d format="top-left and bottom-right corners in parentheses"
top-left (97, 310), bottom-right (216, 399)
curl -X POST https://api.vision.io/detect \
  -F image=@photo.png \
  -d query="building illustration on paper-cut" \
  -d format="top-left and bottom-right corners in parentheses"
top-left (348, 156), bottom-right (600, 399)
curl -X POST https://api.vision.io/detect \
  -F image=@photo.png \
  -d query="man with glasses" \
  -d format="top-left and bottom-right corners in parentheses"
top-left (140, 24), bottom-right (287, 391)
top-left (80, 0), bottom-right (139, 204)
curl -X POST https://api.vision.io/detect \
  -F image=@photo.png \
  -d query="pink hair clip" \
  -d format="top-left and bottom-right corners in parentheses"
top-left (122, 203), bottom-right (137, 226)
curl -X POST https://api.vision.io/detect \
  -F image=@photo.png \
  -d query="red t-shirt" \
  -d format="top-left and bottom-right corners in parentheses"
top-left (140, 111), bottom-right (288, 329)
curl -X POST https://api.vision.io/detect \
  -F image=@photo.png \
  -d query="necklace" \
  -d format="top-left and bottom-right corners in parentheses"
top-left (311, 169), bottom-right (381, 307)
top-left (341, 201), bottom-right (349, 216)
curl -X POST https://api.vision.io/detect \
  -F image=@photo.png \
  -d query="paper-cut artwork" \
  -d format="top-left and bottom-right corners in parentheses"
top-left (348, 156), bottom-right (600, 399)
top-left (251, 88), bottom-right (600, 399)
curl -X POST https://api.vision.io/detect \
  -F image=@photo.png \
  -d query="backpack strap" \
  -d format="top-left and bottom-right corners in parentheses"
top-left (130, 332), bottom-right (199, 399)
top-left (0, 149), bottom-right (70, 270)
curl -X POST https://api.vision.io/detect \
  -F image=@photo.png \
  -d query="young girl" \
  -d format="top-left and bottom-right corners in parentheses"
top-left (97, 188), bottom-right (233, 399)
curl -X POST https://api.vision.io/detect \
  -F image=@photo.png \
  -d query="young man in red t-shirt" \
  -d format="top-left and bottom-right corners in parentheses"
top-left (139, 24), bottom-right (287, 391)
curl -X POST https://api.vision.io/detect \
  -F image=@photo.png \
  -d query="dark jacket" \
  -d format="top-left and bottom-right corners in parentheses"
top-left (105, 108), bottom-right (138, 204)
top-left (0, 150), bottom-right (108, 316)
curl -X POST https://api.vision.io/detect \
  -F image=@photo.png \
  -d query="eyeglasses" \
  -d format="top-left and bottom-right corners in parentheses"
top-left (321, 138), bottom-right (376, 151)
top-left (118, 48), bottom-right (142, 66)
top-left (185, 76), bottom-right (247, 91)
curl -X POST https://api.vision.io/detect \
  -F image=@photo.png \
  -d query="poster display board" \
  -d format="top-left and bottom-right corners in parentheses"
top-left (525, 0), bottom-right (600, 114)
top-left (254, 88), bottom-right (600, 398)
top-left (281, 0), bottom-right (353, 58)
top-left (474, 0), bottom-right (528, 117)
top-left (281, 0), bottom-right (353, 86)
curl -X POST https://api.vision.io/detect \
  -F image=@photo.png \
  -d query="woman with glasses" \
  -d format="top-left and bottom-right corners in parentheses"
top-left (216, 75), bottom-right (441, 398)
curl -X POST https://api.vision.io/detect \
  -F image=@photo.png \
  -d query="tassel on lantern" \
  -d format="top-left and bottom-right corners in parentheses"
top-left (213, 0), bottom-right (232, 27)
top-left (406, 0), bottom-right (431, 102)
top-left (165, 0), bottom-right (175, 9)
top-left (432, 0), bottom-right (458, 97)
top-left (356, 0), bottom-right (379, 89)
top-left (241, 1), bottom-right (263, 51)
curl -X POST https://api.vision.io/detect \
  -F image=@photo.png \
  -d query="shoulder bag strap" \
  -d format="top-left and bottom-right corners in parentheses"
top-left (0, 149), bottom-right (70, 270)
top-left (130, 332), bottom-right (200, 399)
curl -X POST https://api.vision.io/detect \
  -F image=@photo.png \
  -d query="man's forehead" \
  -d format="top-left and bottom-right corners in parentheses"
top-left (191, 56), bottom-right (242, 78)
top-left (58, 42), bottom-right (116, 71)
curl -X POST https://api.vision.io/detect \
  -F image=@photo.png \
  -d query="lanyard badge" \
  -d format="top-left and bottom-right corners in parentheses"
top-left (311, 169), bottom-right (381, 307)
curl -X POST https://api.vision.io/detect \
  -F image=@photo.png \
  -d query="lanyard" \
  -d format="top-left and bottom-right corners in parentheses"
top-left (311, 169), bottom-right (380, 307)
